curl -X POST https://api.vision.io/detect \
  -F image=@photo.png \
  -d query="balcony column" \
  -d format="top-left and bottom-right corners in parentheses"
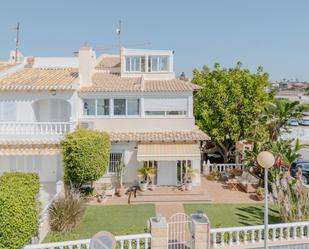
top-left (140, 97), bottom-right (145, 118)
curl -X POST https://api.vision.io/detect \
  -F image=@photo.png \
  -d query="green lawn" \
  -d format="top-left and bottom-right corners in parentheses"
top-left (45, 203), bottom-right (281, 242)
top-left (184, 203), bottom-right (281, 228)
top-left (44, 204), bottom-right (155, 243)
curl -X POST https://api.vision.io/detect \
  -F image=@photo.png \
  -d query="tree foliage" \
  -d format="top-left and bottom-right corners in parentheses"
top-left (262, 99), bottom-right (304, 141)
top-left (0, 172), bottom-right (40, 249)
top-left (61, 129), bottom-right (111, 188)
top-left (193, 62), bottom-right (270, 162)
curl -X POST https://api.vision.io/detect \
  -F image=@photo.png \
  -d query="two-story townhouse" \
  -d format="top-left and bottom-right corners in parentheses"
top-left (0, 46), bottom-right (209, 191)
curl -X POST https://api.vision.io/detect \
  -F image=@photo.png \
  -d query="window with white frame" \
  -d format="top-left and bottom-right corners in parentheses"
top-left (83, 99), bottom-right (109, 116)
top-left (144, 98), bottom-right (187, 116)
top-left (148, 56), bottom-right (169, 72)
top-left (127, 99), bottom-right (140, 115)
top-left (113, 99), bottom-right (126, 115)
top-left (113, 99), bottom-right (140, 116)
top-left (0, 101), bottom-right (16, 121)
top-left (125, 56), bottom-right (146, 72)
top-left (109, 153), bottom-right (123, 173)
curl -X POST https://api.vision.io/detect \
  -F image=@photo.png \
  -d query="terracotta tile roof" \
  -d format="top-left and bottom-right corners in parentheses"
top-left (108, 130), bottom-right (210, 142)
top-left (80, 72), bottom-right (200, 92)
top-left (95, 56), bottom-right (120, 70)
top-left (0, 68), bottom-right (78, 90)
top-left (0, 61), bottom-right (18, 72)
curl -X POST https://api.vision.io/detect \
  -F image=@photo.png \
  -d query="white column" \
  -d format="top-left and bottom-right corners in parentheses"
top-left (188, 95), bottom-right (193, 117)
top-left (110, 98), bottom-right (114, 117)
top-left (140, 97), bottom-right (145, 118)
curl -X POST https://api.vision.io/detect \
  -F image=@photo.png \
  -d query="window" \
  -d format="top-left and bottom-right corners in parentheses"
top-left (83, 99), bottom-right (95, 115)
top-left (127, 99), bottom-right (140, 115)
top-left (114, 99), bottom-right (126, 115)
top-left (148, 56), bottom-right (169, 72)
top-left (144, 98), bottom-right (187, 116)
top-left (97, 99), bottom-right (110, 116)
top-left (83, 99), bottom-right (109, 116)
top-left (109, 153), bottom-right (123, 173)
top-left (125, 56), bottom-right (145, 72)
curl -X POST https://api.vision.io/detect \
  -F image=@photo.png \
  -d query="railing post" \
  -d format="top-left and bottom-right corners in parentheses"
top-left (149, 217), bottom-right (168, 249)
top-left (191, 213), bottom-right (211, 249)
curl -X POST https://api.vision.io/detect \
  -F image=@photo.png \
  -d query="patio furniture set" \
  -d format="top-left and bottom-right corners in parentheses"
top-left (220, 169), bottom-right (261, 193)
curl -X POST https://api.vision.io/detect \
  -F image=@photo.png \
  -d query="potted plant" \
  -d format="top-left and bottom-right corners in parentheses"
top-left (256, 187), bottom-right (264, 201)
top-left (148, 168), bottom-right (157, 190)
top-left (138, 164), bottom-right (150, 191)
top-left (116, 160), bottom-right (126, 197)
top-left (185, 168), bottom-right (197, 191)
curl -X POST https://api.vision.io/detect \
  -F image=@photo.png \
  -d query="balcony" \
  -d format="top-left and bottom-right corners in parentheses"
top-left (0, 122), bottom-right (75, 141)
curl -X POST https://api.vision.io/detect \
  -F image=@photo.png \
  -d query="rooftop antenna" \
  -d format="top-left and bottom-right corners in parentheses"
top-left (116, 20), bottom-right (122, 49)
top-left (14, 22), bottom-right (20, 64)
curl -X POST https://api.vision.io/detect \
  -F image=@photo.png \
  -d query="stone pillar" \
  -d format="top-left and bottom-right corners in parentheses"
top-left (191, 213), bottom-right (211, 249)
top-left (149, 216), bottom-right (168, 249)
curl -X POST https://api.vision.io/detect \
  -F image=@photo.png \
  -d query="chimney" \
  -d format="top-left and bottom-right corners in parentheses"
top-left (78, 47), bottom-right (96, 87)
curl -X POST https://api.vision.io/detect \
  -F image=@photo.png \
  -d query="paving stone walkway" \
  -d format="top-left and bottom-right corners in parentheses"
top-left (155, 203), bottom-right (185, 219)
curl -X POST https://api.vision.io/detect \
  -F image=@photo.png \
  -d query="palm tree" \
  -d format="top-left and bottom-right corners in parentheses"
top-left (262, 99), bottom-right (304, 141)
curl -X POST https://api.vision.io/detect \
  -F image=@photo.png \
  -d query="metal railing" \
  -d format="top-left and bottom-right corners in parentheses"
top-left (24, 233), bottom-right (152, 249)
top-left (210, 221), bottom-right (309, 247)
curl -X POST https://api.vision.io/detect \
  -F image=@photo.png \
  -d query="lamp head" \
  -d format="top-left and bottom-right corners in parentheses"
top-left (257, 151), bottom-right (275, 169)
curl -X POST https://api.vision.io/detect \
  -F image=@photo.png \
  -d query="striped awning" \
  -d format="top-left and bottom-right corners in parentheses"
top-left (137, 143), bottom-right (201, 161)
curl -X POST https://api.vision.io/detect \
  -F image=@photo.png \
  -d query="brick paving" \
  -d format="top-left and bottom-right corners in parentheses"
top-left (91, 175), bottom-right (262, 205)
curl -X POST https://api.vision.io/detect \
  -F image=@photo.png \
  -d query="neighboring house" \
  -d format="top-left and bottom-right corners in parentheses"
top-left (0, 47), bottom-right (209, 188)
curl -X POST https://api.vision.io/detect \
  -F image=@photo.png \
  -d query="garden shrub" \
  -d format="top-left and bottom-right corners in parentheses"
top-left (61, 129), bottom-right (111, 188)
top-left (49, 191), bottom-right (85, 232)
top-left (0, 172), bottom-right (40, 249)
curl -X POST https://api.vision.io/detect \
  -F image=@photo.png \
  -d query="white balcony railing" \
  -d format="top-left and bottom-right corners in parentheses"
top-left (24, 233), bottom-right (152, 249)
top-left (203, 163), bottom-right (243, 174)
top-left (0, 122), bottom-right (74, 138)
top-left (210, 221), bottom-right (309, 247)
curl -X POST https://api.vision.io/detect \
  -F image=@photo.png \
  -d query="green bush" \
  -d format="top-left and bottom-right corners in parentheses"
top-left (0, 172), bottom-right (40, 249)
top-left (61, 129), bottom-right (111, 188)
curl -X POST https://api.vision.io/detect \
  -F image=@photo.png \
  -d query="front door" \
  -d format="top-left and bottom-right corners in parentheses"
top-left (157, 161), bottom-right (177, 186)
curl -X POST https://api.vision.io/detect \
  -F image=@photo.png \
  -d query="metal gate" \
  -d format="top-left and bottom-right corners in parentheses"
top-left (167, 213), bottom-right (195, 249)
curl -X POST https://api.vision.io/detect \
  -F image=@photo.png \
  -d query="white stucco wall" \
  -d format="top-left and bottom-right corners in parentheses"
top-left (0, 154), bottom-right (63, 182)
top-left (0, 91), bottom-right (77, 122)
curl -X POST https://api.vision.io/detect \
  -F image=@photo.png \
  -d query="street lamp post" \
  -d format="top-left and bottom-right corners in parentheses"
top-left (257, 151), bottom-right (275, 249)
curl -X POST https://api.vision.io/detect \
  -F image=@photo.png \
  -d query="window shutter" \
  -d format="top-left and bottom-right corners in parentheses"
top-left (144, 98), bottom-right (187, 112)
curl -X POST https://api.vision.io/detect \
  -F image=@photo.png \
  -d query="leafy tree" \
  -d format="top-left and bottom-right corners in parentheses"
top-left (262, 99), bottom-right (304, 141)
top-left (61, 129), bottom-right (111, 188)
top-left (193, 62), bottom-right (270, 162)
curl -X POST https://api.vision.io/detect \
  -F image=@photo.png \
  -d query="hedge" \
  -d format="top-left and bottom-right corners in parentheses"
top-left (0, 172), bottom-right (40, 249)
top-left (61, 129), bottom-right (111, 187)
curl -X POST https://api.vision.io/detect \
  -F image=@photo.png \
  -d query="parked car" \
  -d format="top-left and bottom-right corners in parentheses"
top-left (299, 118), bottom-right (309, 126)
top-left (287, 119), bottom-right (299, 126)
top-left (290, 160), bottom-right (309, 184)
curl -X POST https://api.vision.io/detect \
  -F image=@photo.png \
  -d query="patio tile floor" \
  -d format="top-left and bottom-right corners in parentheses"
top-left (90, 176), bottom-right (262, 205)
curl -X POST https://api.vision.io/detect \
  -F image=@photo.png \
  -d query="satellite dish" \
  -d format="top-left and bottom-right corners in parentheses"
top-left (90, 231), bottom-right (116, 249)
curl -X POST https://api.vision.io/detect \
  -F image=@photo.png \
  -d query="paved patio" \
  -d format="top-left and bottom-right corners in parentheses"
top-left (89, 175), bottom-right (262, 205)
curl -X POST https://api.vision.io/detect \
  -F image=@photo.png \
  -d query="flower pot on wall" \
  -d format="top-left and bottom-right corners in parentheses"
top-left (186, 182), bottom-right (193, 191)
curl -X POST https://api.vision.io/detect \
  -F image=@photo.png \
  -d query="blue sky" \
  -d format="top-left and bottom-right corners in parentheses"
top-left (1, 0), bottom-right (309, 81)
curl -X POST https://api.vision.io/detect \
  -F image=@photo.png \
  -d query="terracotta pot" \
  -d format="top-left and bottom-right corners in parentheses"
top-left (117, 187), bottom-right (126, 197)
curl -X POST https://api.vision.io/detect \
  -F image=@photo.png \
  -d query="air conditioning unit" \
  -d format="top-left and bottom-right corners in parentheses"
top-left (79, 121), bottom-right (94, 130)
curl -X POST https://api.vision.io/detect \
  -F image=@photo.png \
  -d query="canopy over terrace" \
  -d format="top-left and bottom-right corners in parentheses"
top-left (137, 143), bottom-right (201, 161)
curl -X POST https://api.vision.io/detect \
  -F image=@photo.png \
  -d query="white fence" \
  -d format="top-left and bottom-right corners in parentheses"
top-left (0, 122), bottom-right (73, 136)
top-left (203, 163), bottom-right (243, 174)
top-left (210, 221), bottom-right (309, 247)
top-left (24, 233), bottom-right (152, 249)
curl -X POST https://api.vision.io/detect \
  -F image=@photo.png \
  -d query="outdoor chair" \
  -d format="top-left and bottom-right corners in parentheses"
top-left (235, 171), bottom-right (260, 193)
